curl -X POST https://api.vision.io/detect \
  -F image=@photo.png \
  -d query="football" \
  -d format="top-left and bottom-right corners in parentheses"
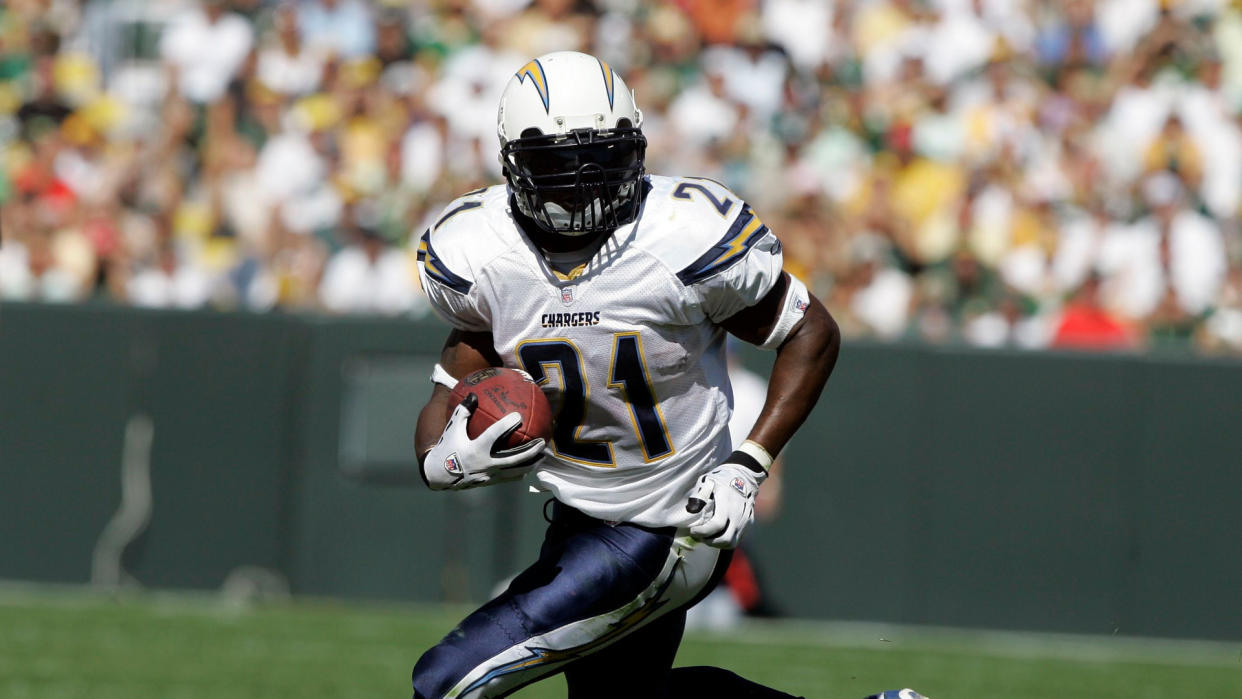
top-left (447, 367), bottom-right (553, 450)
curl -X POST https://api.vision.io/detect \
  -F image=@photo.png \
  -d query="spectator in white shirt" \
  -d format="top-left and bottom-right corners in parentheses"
top-left (761, 0), bottom-right (833, 74)
top-left (0, 230), bottom-right (87, 303)
top-left (1098, 173), bottom-right (1226, 319)
top-left (127, 245), bottom-right (214, 309)
top-left (701, 37), bottom-right (789, 123)
top-left (318, 209), bottom-right (422, 315)
top-left (256, 4), bottom-right (324, 97)
top-left (924, 0), bottom-right (997, 85)
top-left (667, 62), bottom-right (742, 148)
top-left (160, 0), bottom-right (254, 104)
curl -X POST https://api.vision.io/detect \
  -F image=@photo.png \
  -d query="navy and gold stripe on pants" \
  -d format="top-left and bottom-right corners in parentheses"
top-left (411, 503), bottom-right (727, 699)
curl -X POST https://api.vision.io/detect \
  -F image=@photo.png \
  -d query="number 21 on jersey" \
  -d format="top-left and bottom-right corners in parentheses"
top-left (517, 333), bottom-right (673, 467)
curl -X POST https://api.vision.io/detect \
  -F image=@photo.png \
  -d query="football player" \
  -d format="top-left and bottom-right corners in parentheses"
top-left (411, 51), bottom-right (839, 699)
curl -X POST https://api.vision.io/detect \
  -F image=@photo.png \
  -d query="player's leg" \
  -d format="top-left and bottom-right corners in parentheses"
top-left (561, 528), bottom-right (736, 698)
top-left (411, 502), bottom-right (722, 699)
top-left (561, 547), bottom-right (801, 699)
top-left (563, 607), bottom-right (687, 699)
top-left (562, 611), bottom-right (803, 699)
top-left (667, 667), bottom-right (805, 698)
top-left (561, 593), bottom-right (804, 698)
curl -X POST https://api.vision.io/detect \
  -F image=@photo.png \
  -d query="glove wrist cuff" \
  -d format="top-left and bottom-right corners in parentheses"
top-left (725, 446), bottom-right (765, 484)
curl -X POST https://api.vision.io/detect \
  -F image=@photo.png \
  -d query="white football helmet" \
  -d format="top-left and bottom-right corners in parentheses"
top-left (497, 51), bottom-right (646, 238)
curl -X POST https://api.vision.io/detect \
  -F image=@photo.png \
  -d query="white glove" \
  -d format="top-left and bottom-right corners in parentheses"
top-left (686, 457), bottom-right (767, 548)
top-left (421, 393), bottom-right (546, 490)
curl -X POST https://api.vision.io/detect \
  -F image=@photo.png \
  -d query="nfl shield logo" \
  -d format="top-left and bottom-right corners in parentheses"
top-left (443, 453), bottom-right (462, 475)
top-left (560, 286), bottom-right (574, 305)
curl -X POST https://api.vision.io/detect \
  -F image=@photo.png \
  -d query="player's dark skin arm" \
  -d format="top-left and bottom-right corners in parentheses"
top-left (414, 329), bottom-right (502, 467)
top-left (720, 272), bottom-right (840, 457)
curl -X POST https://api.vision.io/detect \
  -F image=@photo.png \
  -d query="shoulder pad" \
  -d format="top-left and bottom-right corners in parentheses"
top-left (674, 201), bottom-right (773, 286)
top-left (638, 176), bottom-right (777, 286)
top-left (417, 187), bottom-right (509, 294)
top-left (417, 227), bottom-right (472, 294)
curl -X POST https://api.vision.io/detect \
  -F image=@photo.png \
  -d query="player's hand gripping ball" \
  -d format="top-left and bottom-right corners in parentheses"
top-left (422, 368), bottom-right (552, 491)
top-left (447, 367), bottom-right (553, 449)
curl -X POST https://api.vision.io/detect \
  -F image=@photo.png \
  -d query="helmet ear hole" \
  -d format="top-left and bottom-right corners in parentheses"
top-left (616, 118), bottom-right (632, 129)
top-left (520, 127), bottom-right (543, 138)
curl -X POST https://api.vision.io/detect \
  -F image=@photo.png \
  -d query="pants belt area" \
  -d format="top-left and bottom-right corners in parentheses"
top-left (546, 499), bottom-right (677, 537)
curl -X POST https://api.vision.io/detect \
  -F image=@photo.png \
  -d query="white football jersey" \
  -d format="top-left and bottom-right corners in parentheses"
top-left (417, 175), bottom-right (784, 528)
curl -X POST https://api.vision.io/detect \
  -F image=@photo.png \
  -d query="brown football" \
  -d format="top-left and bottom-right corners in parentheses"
top-left (447, 367), bottom-right (553, 449)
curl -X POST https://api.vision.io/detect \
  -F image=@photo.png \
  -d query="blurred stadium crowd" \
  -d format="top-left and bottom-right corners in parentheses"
top-left (3, 0), bottom-right (1242, 353)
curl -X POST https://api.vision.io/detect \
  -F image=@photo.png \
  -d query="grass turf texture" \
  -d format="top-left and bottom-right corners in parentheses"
top-left (1, 586), bottom-right (1237, 698)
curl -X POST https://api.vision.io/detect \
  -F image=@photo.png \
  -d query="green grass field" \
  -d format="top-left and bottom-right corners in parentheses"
top-left (0, 585), bottom-right (1237, 699)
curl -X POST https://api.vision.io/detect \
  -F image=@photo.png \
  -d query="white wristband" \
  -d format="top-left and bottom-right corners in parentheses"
top-left (737, 439), bottom-right (775, 473)
top-left (430, 363), bottom-right (459, 390)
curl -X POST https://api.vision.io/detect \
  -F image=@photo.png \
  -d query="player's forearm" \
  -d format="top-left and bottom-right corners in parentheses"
top-left (414, 329), bottom-right (503, 466)
top-left (415, 387), bottom-right (453, 466)
top-left (746, 296), bottom-right (840, 457)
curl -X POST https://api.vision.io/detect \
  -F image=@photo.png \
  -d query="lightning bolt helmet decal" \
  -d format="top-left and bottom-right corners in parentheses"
top-left (598, 58), bottom-right (616, 110)
top-left (515, 59), bottom-right (550, 113)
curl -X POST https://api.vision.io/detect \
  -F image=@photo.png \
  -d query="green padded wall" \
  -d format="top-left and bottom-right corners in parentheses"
top-left (2, 303), bottom-right (1238, 640)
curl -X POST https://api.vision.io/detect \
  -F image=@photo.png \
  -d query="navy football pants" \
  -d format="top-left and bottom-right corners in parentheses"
top-left (411, 501), bottom-right (730, 698)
